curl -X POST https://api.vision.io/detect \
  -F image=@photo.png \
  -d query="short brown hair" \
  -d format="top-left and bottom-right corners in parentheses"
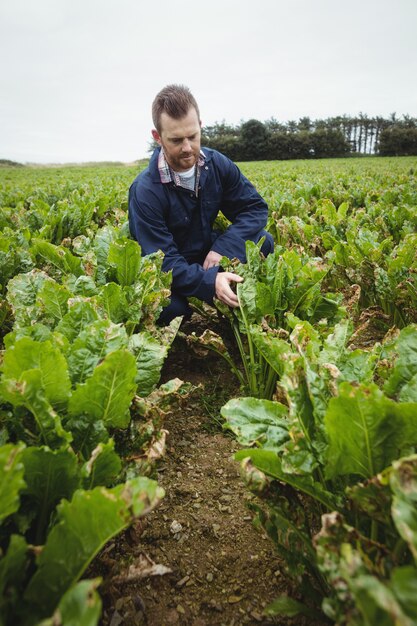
top-left (152, 84), bottom-right (200, 133)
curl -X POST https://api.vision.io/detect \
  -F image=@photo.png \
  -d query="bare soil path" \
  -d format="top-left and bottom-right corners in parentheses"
top-left (97, 322), bottom-right (310, 626)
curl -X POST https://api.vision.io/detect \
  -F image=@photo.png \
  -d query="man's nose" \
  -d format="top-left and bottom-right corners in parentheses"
top-left (182, 138), bottom-right (191, 151)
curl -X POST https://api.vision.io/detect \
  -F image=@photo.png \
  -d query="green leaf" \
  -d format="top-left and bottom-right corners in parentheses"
top-left (221, 397), bottom-right (289, 450)
top-left (398, 374), bottom-right (417, 403)
top-left (237, 277), bottom-right (258, 322)
top-left (347, 471), bottom-right (393, 525)
top-left (391, 566), bottom-right (417, 620)
top-left (92, 225), bottom-right (119, 286)
top-left (390, 455), bottom-right (417, 563)
top-left (107, 239), bottom-right (142, 286)
top-left (338, 348), bottom-right (379, 385)
top-left (31, 239), bottom-right (83, 277)
top-left (4, 323), bottom-right (54, 348)
top-left (123, 251), bottom-right (171, 328)
top-left (6, 269), bottom-right (51, 327)
top-left (385, 326), bottom-right (417, 399)
top-left (35, 280), bottom-right (71, 326)
top-left (39, 578), bottom-right (102, 626)
top-left (21, 446), bottom-right (81, 544)
top-left (1, 370), bottom-right (72, 448)
top-left (68, 350), bottom-right (137, 429)
top-left (249, 325), bottom-right (290, 378)
top-left (24, 477), bottom-right (164, 618)
top-left (1, 337), bottom-right (71, 410)
top-left (56, 300), bottom-right (99, 342)
top-left (0, 443), bottom-right (26, 524)
top-left (349, 573), bottom-right (414, 626)
top-left (264, 594), bottom-right (322, 619)
top-left (235, 448), bottom-right (337, 510)
top-left (66, 320), bottom-right (128, 385)
top-left (318, 319), bottom-right (352, 366)
top-left (64, 274), bottom-right (97, 298)
top-left (0, 534), bottom-right (28, 623)
top-left (325, 383), bottom-right (417, 479)
top-left (247, 498), bottom-right (318, 581)
top-left (81, 440), bottom-right (122, 489)
top-left (128, 331), bottom-right (169, 397)
top-left (96, 282), bottom-right (128, 324)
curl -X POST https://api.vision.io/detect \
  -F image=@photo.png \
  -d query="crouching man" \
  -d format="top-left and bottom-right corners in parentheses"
top-left (128, 84), bottom-right (273, 324)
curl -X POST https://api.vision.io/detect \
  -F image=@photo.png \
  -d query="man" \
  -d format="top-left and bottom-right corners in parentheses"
top-left (128, 84), bottom-right (273, 324)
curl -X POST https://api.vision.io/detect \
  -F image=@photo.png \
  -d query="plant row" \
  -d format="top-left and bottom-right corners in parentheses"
top-left (0, 167), bottom-right (184, 625)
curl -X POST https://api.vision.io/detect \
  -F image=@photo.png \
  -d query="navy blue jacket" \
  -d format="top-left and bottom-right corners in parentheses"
top-left (128, 147), bottom-right (268, 302)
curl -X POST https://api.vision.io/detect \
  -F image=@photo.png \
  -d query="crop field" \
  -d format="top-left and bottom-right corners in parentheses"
top-left (1, 155), bottom-right (417, 625)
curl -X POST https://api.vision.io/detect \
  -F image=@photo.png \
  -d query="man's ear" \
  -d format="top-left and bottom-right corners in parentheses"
top-left (151, 129), bottom-right (161, 144)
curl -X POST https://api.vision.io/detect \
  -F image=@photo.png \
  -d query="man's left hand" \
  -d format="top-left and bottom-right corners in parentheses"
top-left (203, 250), bottom-right (222, 270)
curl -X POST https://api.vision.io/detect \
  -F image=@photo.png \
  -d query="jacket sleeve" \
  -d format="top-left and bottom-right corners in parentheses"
top-left (209, 155), bottom-right (268, 261)
top-left (128, 182), bottom-right (219, 302)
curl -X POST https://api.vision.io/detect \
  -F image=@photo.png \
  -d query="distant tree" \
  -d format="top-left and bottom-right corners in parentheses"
top-left (0, 158), bottom-right (23, 167)
top-left (288, 131), bottom-right (311, 159)
top-left (310, 129), bottom-right (350, 158)
top-left (204, 134), bottom-right (241, 161)
top-left (287, 119), bottom-right (298, 133)
top-left (239, 119), bottom-right (270, 160)
top-left (146, 112), bottom-right (417, 162)
top-left (267, 132), bottom-right (292, 160)
top-left (378, 126), bottom-right (417, 156)
top-left (298, 117), bottom-right (313, 132)
top-left (203, 121), bottom-right (238, 139)
top-left (264, 117), bottom-right (287, 133)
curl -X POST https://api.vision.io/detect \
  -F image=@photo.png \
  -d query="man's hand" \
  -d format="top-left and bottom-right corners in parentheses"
top-left (215, 272), bottom-right (243, 307)
top-left (203, 250), bottom-right (222, 270)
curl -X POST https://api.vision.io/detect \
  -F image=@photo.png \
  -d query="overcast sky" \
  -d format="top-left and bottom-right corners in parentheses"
top-left (1, 0), bottom-right (416, 163)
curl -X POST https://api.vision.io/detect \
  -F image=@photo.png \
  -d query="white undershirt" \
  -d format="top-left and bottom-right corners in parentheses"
top-left (173, 165), bottom-right (195, 179)
top-left (172, 165), bottom-right (196, 191)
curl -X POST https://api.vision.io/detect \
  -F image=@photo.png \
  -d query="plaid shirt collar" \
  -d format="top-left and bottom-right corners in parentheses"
top-left (158, 148), bottom-right (206, 185)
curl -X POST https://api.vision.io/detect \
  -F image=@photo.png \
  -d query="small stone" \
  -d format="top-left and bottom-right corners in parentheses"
top-left (206, 573), bottom-right (214, 582)
top-left (176, 604), bottom-right (186, 614)
top-left (170, 520), bottom-right (183, 534)
top-left (176, 575), bottom-right (190, 588)
top-left (250, 610), bottom-right (263, 622)
top-left (228, 595), bottom-right (243, 604)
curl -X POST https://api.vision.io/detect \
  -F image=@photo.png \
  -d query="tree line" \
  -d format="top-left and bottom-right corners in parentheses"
top-left (199, 114), bottom-right (417, 161)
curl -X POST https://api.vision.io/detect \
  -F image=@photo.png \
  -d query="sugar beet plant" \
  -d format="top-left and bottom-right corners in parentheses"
top-left (188, 239), bottom-right (344, 399)
top-left (211, 157), bottom-right (417, 624)
top-left (221, 319), bottom-right (417, 624)
top-left (0, 167), bottom-right (185, 625)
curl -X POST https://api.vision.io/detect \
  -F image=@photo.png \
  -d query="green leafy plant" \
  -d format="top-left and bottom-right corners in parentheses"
top-left (221, 323), bottom-right (417, 622)
top-left (189, 240), bottom-right (343, 399)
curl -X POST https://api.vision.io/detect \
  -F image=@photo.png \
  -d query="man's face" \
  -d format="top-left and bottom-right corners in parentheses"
top-left (152, 107), bottom-right (201, 172)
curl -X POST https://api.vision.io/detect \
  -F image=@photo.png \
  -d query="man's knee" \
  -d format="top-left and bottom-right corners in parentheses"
top-left (158, 292), bottom-right (192, 326)
top-left (258, 230), bottom-right (274, 257)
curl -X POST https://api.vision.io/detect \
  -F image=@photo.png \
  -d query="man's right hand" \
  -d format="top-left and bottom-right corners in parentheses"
top-left (214, 272), bottom-right (243, 307)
